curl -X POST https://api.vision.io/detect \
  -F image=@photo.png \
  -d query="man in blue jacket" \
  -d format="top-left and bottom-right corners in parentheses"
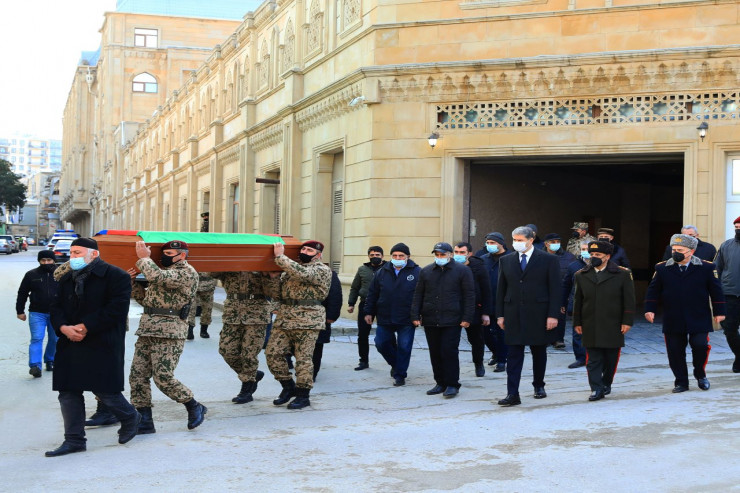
top-left (645, 234), bottom-right (726, 392)
top-left (480, 232), bottom-right (510, 372)
top-left (364, 243), bottom-right (420, 387)
top-left (543, 233), bottom-right (576, 349)
top-left (561, 240), bottom-right (590, 368)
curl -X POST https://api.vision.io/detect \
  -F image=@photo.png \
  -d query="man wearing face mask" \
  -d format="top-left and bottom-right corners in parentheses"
top-left (566, 221), bottom-right (595, 257)
top-left (715, 217), bottom-right (740, 373)
top-left (496, 226), bottom-right (561, 406)
top-left (129, 240), bottom-right (206, 433)
top-left (646, 234), bottom-right (726, 392)
top-left (480, 232), bottom-right (510, 372)
top-left (561, 240), bottom-right (591, 368)
top-left (544, 233), bottom-right (576, 349)
top-left (45, 238), bottom-right (139, 457)
top-left (573, 241), bottom-right (635, 401)
top-left (596, 228), bottom-right (630, 269)
top-left (347, 246), bottom-right (386, 370)
top-left (16, 249), bottom-right (60, 378)
top-left (364, 243), bottom-right (421, 387)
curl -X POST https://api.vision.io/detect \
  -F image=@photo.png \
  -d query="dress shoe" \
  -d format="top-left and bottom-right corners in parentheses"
top-left (497, 394), bottom-right (521, 406)
top-left (29, 366), bottom-right (42, 378)
top-left (475, 364), bottom-right (485, 377)
top-left (443, 386), bottom-right (459, 398)
top-left (426, 384), bottom-right (445, 395)
top-left (588, 390), bottom-right (605, 401)
top-left (45, 442), bottom-right (86, 457)
top-left (354, 361), bottom-right (369, 371)
top-left (568, 360), bottom-right (586, 369)
top-left (494, 363), bottom-right (506, 373)
top-left (393, 376), bottom-right (405, 387)
top-left (45, 362), bottom-right (54, 371)
top-left (553, 341), bottom-right (566, 349)
top-left (118, 411), bottom-right (141, 444)
top-left (697, 377), bottom-right (710, 390)
top-left (186, 325), bottom-right (195, 340)
top-left (604, 385), bottom-right (612, 396)
top-left (672, 385), bottom-right (689, 393)
top-left (533, 387), bottom-right (547, 399)
top-left (200, 324), bottom-right (210, 338)
top-left (488, 357), bottom-right (497, 366)
top-left (184, 399), bottom-right (207, 429)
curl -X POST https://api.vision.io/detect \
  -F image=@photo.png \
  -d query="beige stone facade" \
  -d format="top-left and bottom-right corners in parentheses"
top-left (63, 0), bottom-right (740, 298)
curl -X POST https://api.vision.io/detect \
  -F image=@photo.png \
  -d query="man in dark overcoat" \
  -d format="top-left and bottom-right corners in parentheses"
top-left (573, 241), bottom-right (635, 401)
top-left (46, 237), bottom-right (140, 457)
top-left (496, 226), bottom-right (561, 406)
top-left (645, 234), bottom-right (726, 393)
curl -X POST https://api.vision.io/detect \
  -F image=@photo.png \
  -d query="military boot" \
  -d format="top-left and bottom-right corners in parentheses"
top-left (272, 379), bottom-right (296, 406)
top-left (187, 325), bottom-right (195, 340)
top-left (200, 324), bottom-right (210, 338)
top-left (136, 407), bottom-right (156, 434)
top-left (232, 381), bottom-right (254, 404)
top-left (184, 398), bottom-right (207, 430)
top-left (287, 387), bottom-right (311, 410)
top-left (85, 400), bottom-right (119, 427)
top-left (117, 410), bottom-right (141, 444)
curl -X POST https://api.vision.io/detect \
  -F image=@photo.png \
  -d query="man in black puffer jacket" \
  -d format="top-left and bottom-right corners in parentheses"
top-left (411, 242), bottom-right (475, 398)
top-left (312, 270), bottom-right (343, 380)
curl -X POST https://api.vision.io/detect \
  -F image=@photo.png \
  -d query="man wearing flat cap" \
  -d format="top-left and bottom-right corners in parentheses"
top-left (596, 227), bottom-right (630, 268)
top-left (714, 216), bottom-right (740, 373)
top-left (567, 221), bottom-right (595, 257)
top-left (646, 234), bottom-right (726, 392)
top-left (573, 241), bottom-right (635, 401)
top-left (544, 233), bottom-right (576, 349)
top-left (267, 240), bottom-right (332, 409)
top-left (45, 238), bottom-right (139, 456)
top-left (129, 239), bottom-right (206, 433)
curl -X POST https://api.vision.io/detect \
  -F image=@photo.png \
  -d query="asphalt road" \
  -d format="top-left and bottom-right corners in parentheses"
top-left (2, 248), bottom-right (740, 492)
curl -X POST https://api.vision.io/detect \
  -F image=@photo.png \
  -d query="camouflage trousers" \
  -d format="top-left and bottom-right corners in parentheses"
top-left (219, 323), bottom-right (266, 383)
top-left (129, 336), bottom-right (193, 408)
top-left (187, 289), bottom-right (215, 326)
top-left (265, 328), bottom-right (319, 389)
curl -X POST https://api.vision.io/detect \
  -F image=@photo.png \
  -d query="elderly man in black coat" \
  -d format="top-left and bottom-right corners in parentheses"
top-left (645, 234), bottom-right (726, 393)
top-left (496, 226), bottom-right (561, 406)
top-left (45, 237), bottom-right (140, 457)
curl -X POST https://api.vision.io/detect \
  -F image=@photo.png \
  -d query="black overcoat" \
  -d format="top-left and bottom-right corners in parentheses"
top-left (496, 248), bottom-right (561, 345)
top-left (572, 262), bottom-right (635, 348)
top-left (50, 260), bottom-right (132, 393)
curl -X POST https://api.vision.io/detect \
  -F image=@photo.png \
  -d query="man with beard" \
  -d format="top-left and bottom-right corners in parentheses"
top-left (347, 246), bottom-right (386, 370)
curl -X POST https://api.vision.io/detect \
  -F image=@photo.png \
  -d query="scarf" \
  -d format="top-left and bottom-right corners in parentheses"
top-left (71, 257), bottom-right (101, 301)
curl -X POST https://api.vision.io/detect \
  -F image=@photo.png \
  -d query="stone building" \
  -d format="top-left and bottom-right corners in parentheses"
top-left (63, 0), bottom-right (740, 300)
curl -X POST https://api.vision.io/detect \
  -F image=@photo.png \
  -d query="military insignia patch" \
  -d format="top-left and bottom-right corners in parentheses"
top-left (714, 270), bottom-right (719, 278)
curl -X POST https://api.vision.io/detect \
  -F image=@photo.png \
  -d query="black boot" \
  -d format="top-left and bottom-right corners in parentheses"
top-left (85, 401), bottom-right (119, 427)
top-left (287, 387), bottom-right (311, 410)
top-left (187, 325), bottom-right (195, 340)
top-left (233, 381), bottom-right (254, 404)
top-left (184, 398), bottom-right (207, 430)
top-left (137, 407), bottom-right (156, 434)
top-left (117, 410), bottom-right (141, 444)
top-left (273, 379), bottom-right (296, 406)
top-left (200, 324), bottom-right (210, 338)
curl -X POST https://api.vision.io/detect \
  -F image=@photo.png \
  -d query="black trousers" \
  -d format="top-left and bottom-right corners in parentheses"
top-left (664, 332), bottom-right (711, 387)
top-left (585, 347), bottom-right (621, 391)
top-left (58, 390), bottom-right (137, 445)
top-left (506, 344), bottom-right (547, 395)
top-left (720, 295), bottom-right (740, 360)
top-left (464, 323), bottom-right (485, 366)
top-left (425, 325), bottom-right (462, 388)
top-left (356, 301), bottom-right (372, 363)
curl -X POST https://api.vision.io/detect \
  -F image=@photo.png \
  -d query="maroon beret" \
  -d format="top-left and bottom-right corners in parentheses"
top-left (734, 216), bottom-right (740, 225)
top-left (301, 240), bottom-right (324, 252)
top-left (162, 240), bottom-right (189, 250)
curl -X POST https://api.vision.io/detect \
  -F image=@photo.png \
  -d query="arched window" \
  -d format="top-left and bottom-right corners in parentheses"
top-left (132, 73), bottom-right (157, 93)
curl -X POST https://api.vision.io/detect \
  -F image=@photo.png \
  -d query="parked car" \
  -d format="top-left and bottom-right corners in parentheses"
top-left (0, 238), bottom-right (11, 255)
top-left (15, 236), bottom-right (28, 251)
top-left (47, 236), bottom-right (78, 251)
top-left (0, 235), bottom-right (19, 253)
top-left (26, 237), bottom-right (36, 245)
top-left (53, 239), bottom-right (73, 264)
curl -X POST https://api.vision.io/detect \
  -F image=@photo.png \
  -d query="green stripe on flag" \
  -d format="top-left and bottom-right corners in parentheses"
top-left (136, 231), bottom-right (285, 245)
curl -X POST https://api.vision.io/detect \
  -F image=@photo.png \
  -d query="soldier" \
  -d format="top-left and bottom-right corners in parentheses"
top-left (129, 240), bottom-right (207, 433)
top-left (265, 240), bottom-right (332, 410)
top-left (209, 270), bottom-right (277, 404)
top-left (200, 211), bottom-right (209, 232)
top-left (187, 272), bottom-right (217, 339)
top-left (566, 221), bottom-right (596, 257)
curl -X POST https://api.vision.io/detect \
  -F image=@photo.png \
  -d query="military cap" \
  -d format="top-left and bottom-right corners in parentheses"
top-left (38, 249), bottom-right (56, 261)
top-left (526, 223), bottom-right (539, 234)
top-left (734, 216), bottom-right (740, 225)
top-left (162, 240), bottom-right (188, 250)
top-left (390, 242), bottom-right (410, 256)
top-left (485, 232), bottom-right (506, 244)
top-left (670, 234), bottom-right (698, 250)
top-left (571, 222), bottom-right (589, 230)
top-left (71, 237), bottom-right (98, 250)
top-left (431, 242), bottom-right (453, 254)
top-left (200, 211), bottom-right (209, 218)
top-left (302, 240), bottom-right (324, 252)
top-left (597, 227), bottom-right (615, 236)
top-left (588, 240), bottom-right (614, 255)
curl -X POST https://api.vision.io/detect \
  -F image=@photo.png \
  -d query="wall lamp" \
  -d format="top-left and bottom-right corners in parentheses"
top-left (428, 132), bottom-right (440, 148)
top-left (697, 122), bottom-right (708, 142)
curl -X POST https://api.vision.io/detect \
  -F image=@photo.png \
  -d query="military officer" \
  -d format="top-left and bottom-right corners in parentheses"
top-left (200, 211), bottom-right (209, 232)
top-left (566, 221), bottom-right (596, 257)
top-left (645, 234), bottom-right (726, 393)
top-left (129, 240), bottom-right (207, 432)
top-left (265, 240), bottom-right (332, 410)
top-left (573, 241), bottom-right (635, 401)
top-left (209, 270), bottom-right (278, 404)
top-left (187, 272), bottom-right (217, 339)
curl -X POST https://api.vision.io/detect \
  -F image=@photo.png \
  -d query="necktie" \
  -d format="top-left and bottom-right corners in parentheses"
top-left (520, 253), bottom-right (527, 271)
top-left (680, 265), bottom-right (687, 273)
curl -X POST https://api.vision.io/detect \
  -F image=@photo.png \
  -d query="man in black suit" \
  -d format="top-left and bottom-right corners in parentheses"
top-left (645, 234), bottom-right (725, 393)
top-left (496, 226), bottom-right (561, 406)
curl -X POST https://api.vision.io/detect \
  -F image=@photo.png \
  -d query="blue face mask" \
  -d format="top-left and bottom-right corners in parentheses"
top-left (580, 251), bottom-right (591, 260)
top-left (435, 257), bottom-right (450, 266)
top-left (453, 254), bottom-right (467, 263)
top-left (391, 259), bottom-right (407, 269)
top-left (69, 257), bottom-right (88, 271)
top-left (549, 243), bottom-right (561, 252)
top-left (486, 244), bottom-right (499, 254)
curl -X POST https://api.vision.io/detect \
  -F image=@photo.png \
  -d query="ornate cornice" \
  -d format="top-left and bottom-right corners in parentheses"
top-left (218, 145), bottom-right (240, 165)
top-left (248, 122), bottom-right (284, 151)
top-left (295, 81), bottom-right (363, 131)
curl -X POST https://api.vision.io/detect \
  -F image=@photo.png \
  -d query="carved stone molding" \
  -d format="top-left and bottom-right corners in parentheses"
top-left (249, 122), bottom-right (284, 151)
top-left (194, 161), bottom-right (211, 177)
top-left (218, 146), bottom-right (240, 166)
top-left (295, 82), bottom-right (363, 131)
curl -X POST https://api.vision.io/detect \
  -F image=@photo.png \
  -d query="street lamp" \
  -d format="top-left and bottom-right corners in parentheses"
top-left (697, 122), bottom-right (708, 142)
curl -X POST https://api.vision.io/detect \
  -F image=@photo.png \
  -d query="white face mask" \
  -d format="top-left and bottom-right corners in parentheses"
top-left (512, 241), bottom-right (528, 253)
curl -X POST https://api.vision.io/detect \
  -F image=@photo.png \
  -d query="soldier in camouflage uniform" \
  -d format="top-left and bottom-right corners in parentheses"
top-left (265, 240), bottom-right (332, 410)
top-left (209, 270), bottom-right (278, 404)
top-left (567, 221), bottom-right (596, 257)
top-left (187, 272), bottom-right (217, 340)
top-left (129, 240), bottom-right (207, 433)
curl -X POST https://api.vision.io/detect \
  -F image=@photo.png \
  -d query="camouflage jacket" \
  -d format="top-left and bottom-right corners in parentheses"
top-left (133, 258), bottom-right (199, 339)
top-left (270, 255), bottom-right (332, 331)
top-left (210, 271), bottom-right (278, 325)
top-left (567, 234), bottom-right (596, 257)
top-left (196, 272), bottom-right (217, 293)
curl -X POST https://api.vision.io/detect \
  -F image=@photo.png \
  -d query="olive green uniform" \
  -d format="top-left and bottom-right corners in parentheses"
top-left (187, 272), bottom-right (217, 326)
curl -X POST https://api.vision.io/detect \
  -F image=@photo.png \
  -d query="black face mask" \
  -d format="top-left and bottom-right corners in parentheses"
top-left (40, 264), bottom-right (56, 273)
top-left (672, 251), bottom-right (686, 263)
top-left (590, 257), bottom-right (603, 268)
top-left (598, 238), bottom-right (614, 244)
top-left (369, 257), bottom-right (382, 266)
top-left (571, 231), bottom-right (580, 239)
top-left (299, 253), bottom-right (315, 264)
top-left (735, 230), bottom-right (740, 241)
top-left (161, 253), bottom-right (179, 267)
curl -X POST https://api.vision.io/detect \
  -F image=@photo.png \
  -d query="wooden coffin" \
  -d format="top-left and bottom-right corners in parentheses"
top-left (94, 230), bottom-right (302, 272)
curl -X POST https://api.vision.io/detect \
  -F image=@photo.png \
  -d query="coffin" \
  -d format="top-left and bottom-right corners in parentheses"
top-left (94, 230), bottom-right (301, 272)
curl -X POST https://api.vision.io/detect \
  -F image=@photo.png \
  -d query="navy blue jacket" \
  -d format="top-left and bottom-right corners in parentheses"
top-left (609, 243), bottom-right (630, 269)
top-left (411, 260), bottom-right (475, 327)
top-left (16, 265), bottom-right (59, 314)
top-left (562, 258), bottom-right (587, 314)
top-left (481, 250), bottom-right (512, 318)
top-left (644, 258), bottom-right (725, 334)
top-left (464, 255), bottom-right (493, 322)
top-left (364, 259), bottom-right (420, 327)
